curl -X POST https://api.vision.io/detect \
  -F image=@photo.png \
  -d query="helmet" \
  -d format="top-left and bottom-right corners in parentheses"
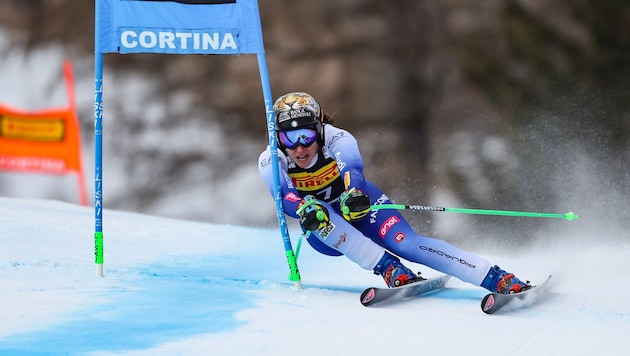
top-left (274, 92), bottom-right (322, 133)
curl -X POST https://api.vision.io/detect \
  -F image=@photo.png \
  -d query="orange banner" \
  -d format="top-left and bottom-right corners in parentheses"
top-left (0, 107), bottom-right (82, 173)
top-left (0, 60), bottom-right (88, 205)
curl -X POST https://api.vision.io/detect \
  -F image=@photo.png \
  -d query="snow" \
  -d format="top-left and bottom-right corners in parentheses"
top-left (0, 25), bottom-right (628, 356)
top-left (0, 197), bottom-right (628, 355)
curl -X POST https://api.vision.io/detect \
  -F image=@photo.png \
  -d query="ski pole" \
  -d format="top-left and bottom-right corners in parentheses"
top-left (294, 231), bottom-right (310, 261)
top-left (371, 204), bottom-right (580, 221)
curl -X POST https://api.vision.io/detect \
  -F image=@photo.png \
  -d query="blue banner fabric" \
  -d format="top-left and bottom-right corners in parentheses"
top-left (95, 0), bottom-right (264, 55)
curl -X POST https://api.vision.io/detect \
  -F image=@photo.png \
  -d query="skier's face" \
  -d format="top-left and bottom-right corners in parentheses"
top-left (286, 141), bottom-right (318, 169)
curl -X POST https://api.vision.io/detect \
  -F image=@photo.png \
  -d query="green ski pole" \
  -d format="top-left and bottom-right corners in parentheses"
top-left (371, 204), bottom-right (580, 221)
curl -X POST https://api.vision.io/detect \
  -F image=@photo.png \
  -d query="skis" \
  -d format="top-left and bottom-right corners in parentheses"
top-left (480, 275), bottom-right (552, 314)
top-left (360, 275), bottom-right (451, 306)
top-left (360, 274), bottom-right (552, 314)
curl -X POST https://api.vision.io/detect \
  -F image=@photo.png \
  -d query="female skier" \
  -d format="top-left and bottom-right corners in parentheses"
top-left (258, 92), bottom-right (529, 293)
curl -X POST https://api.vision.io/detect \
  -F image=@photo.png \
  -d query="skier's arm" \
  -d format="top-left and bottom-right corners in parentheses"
top-left (324, 126), bottom-right (367, 192)
top-left (325, 126), bottom-right (371, 221)
top-left (258, 146), bottom-right (302, 219)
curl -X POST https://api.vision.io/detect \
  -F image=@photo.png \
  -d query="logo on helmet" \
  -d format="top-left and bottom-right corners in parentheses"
top-left (274, 92), bottom-right (322, 132)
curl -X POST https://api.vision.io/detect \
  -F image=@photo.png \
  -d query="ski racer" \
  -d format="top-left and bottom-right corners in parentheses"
top-left (258, 92), bottom-right (529, 293)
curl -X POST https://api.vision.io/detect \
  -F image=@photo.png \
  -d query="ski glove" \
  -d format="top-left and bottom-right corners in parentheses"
top-left (297, 195), bottom-right (330, 232)
top-left (340, 188), bottom-right (371, 222)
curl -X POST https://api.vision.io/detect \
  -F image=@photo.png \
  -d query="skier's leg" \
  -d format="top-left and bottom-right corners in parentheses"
top-left (307, 200), bottom-right (418, 287)
top-left (307, 201), bottom-right (385, 270)
top-left (359, 182), bottom-right (528, 291)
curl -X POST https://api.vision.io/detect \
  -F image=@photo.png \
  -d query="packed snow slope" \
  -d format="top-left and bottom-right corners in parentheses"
top-left (0, 197), bottom-right (627, 355)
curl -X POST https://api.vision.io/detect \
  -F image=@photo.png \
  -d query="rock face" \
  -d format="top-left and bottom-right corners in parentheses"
top-left (0, 0), bottom-right (627, 240)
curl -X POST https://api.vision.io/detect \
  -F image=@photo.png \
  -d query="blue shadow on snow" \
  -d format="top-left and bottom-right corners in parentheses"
top-left (0, 261), bottom-right (263, 354)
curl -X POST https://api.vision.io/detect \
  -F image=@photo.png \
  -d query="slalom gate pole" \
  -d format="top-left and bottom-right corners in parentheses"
top-left (93, 6), bottom-right (104, 277)
top-left (257, 54), bottom-right (302, 288)
top-left (371, 204), bottom-right (580, 221)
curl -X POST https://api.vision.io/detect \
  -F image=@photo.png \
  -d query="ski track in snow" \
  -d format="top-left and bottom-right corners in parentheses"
top-left (0, 197), bottom-right (628, 356)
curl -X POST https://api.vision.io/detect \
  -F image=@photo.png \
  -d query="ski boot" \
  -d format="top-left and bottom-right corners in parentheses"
top-left (481, 265), bottom-right (531, 294)
top-left (373, 251), bottom-right (421, 288)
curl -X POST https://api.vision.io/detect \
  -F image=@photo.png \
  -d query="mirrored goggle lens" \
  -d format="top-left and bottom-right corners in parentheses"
top-left (279, 127), bottom-right (318, 150)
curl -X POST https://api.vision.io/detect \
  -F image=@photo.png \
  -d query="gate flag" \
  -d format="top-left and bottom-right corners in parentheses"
top-left (95, 0), bottom-right (264, 55)
top-left (94, 0), bottom-right (301, 285)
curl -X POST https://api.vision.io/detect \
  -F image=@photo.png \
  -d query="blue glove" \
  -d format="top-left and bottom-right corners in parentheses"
top-left (296, 195), bottom-right (330, 232)
top-left (340, 188), bottom-right (371, 222)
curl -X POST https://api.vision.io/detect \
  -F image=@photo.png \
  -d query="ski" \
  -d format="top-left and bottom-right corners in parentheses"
top-left (480, 275), bottom-right (552, 314)
top-left (360, 275), bottom-right (451, 306)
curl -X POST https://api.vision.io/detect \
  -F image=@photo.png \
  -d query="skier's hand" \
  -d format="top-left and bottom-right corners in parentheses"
top-left (297, 195), bottom-right (330, 232)
top-left (340, 188), bottom-right (371, 222)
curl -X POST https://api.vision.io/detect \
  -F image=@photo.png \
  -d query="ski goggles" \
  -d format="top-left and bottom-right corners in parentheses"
top-left (278, 127), bottom-right (318, 150)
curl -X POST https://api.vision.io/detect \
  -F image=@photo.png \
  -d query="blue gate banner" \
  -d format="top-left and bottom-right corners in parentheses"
top-left (95, 0), bottom-right (264, 54)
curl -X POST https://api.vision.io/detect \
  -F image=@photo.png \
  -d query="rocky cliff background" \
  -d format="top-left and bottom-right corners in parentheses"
top-left (1, 0), bottom-right (627, 247)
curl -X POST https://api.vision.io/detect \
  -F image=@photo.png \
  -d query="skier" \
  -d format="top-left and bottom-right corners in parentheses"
top-left (258, 92), bottom-right (529, 294)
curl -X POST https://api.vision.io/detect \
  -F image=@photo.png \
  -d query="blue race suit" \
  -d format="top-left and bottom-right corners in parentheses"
top-left (259, 124), bottom-right (492, 286)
